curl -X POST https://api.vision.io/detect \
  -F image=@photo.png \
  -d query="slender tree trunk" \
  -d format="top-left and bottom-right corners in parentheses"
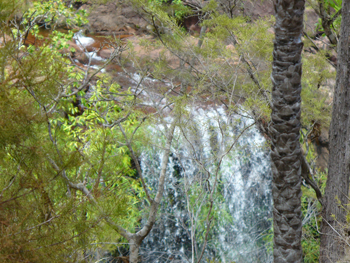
top-left (320, 1), bottom-right (350, 262)
top-left (129, 238), bottom-right (141, 263)
top-left (270, 0), bottom-right (305, 262)
top-left (125, 120), bottom-right (177, 263)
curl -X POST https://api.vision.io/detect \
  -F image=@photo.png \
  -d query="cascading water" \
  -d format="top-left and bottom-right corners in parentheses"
top-left (73, 30), bottom-right (95, 48)
top-left (139, 107), bottom-right (273, 263)
top-left (70, 31), bottom-right (273, 263)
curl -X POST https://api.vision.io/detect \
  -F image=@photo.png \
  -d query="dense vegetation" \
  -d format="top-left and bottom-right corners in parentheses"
top-left (0, 0), bottom-right (341, 262)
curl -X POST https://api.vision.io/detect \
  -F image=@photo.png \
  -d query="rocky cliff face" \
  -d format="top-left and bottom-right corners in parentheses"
top-left (75, 0), bottom-right (278, 36)
top-left (77, 1), bottom-right (148, 35)
top-left (77, 0), bottom-right (319, 37)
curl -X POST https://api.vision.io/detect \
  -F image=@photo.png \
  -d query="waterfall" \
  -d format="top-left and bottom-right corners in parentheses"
top-left (139, 106), bottom-right (273, 263)
top-left (73, 30), bottom-right (95, 48)
top-left (73, 31), bottom-right (105, 63)
top-left (68, 31), bottom-right (273, 263)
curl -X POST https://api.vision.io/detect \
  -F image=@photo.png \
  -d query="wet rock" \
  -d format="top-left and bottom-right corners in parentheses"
top-left (74, 51), bottom-right (90, 65)
top-left (97, 49), bottom-right (113, 60)
top-left (78, 2), bottom-right (147, 35)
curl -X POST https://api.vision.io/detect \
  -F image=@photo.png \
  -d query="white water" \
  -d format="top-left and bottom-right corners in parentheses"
top-left (73, 30), bottom-right (95, 48)
top-left (70, 36), bottom-right (273, 260)
top-left (139, 106), bottom-right (272, 263)
top-left (73, 31), bottom-right (106, 64)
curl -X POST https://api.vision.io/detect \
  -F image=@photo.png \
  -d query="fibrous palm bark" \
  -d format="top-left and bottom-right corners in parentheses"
top-left (270, 0), bottom-right (305, 262)
top-left (320, 0), bottom-right (350, 262)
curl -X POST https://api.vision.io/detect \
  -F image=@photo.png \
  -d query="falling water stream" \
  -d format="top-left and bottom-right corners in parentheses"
top-left (73, 31), bottom-right (273, 263)
top-left (139, 107), bottom-right (272, 263)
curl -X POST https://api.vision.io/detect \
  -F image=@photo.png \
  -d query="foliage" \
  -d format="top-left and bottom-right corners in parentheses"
top-left (0, 1), bottom-right (143, 261)
top-left (0, 0), bottom-right (338, 261)
top-left (301, 47), bottom-right (335, 128)
top-left (134, 0), bottom-right (333, 128)
top-left (129, 0), bottom-right (335, 261)
top-left (315, 0), bottom-right (342, 33)
top-left (52, 78), bottom-right (145, 228)
top-left (148, 0), bottom-right (191, 19)
top-left (299, 128), bottom-right (327, 262)
top-left (187, 179), bottom-right (232, 244)
top-left (23, 0), bottom-right (88, 29)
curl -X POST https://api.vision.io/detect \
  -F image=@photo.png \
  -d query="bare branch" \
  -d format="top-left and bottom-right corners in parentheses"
top-left (136, 118), bottom-right (177, 239)
top-left (300, 154), bottom-right (324, 206)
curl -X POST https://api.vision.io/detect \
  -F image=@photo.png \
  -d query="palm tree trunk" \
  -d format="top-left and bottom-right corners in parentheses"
top-left (270, 0), bottom-right (305, 262)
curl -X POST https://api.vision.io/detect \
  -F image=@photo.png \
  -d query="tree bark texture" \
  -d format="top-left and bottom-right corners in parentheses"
top-left (320, 0), bottom-right (350, 262)
top-left (129, 238), bottom-right (141, 263)
top-left (270, 0), bottom-right (305, 262)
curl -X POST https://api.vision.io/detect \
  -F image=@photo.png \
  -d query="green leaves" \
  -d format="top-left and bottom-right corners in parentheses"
top-left (301, 50), bottom-right (334, 128)
top-left (23, 0), bottom-right (88, 30)
top-left (327, 0), bottom-right (342, 11)
top-left (0, 1), bottom-right (144, 260)
top-left (147, 0), bottom-right (191, 19)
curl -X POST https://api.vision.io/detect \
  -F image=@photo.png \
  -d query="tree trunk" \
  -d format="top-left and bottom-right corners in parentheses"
top-left (129, 238), bottom-right (141, 263)
top-left (320, 0), bottom-right (350, 262)
top-left (270, 0), bottom-right (305, 262)
top-left (124, 120), bottom-right (177, 263)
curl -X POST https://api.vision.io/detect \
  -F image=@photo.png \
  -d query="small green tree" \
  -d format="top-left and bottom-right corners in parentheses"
top-left (0, 1), bottom-right (143, 261)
